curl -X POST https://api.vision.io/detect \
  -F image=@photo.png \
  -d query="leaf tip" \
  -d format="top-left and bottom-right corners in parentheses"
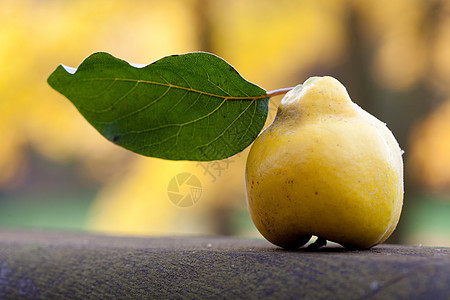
top-left (47, 66), bottom-right (65, 92)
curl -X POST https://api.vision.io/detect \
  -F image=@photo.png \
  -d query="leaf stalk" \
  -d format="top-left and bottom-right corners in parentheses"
top-left (266, 87), bottom-right (294, 98)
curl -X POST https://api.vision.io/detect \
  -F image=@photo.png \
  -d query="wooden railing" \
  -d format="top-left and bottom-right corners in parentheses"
top-left (0, 229), bottom-right (448, 299)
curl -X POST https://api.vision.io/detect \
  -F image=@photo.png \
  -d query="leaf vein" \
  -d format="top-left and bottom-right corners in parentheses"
top-left (77, 77), bottom-right (266, 100)
top-left (93, 86), bottom-right (171, 124)
top-left (80, 80), bottom-right (139, 113)
top-left (192, 99), bottom-right (257, 153)
top-left (112, 96), bottom-right (229, 138)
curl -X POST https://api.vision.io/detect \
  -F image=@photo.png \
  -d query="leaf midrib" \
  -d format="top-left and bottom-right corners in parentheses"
top-left (76, 77), bottom-right (267, 101)
top-left (77, 77), bottom-right (267, 130)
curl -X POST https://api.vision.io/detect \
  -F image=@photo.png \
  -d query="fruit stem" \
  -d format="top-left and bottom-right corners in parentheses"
top-left (266, 87), bottom-right (294, 98)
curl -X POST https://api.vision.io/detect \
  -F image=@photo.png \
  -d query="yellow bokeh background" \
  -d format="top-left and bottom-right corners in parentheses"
top-left (1, 0), bottom-right (449, 246)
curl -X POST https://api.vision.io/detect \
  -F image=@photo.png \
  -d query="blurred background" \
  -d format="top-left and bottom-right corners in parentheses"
top-left (1, 0), bottom-right (449, 246)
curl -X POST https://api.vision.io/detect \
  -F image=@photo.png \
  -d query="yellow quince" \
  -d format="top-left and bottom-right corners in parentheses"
top-left (245, 76), bottom-right (403, 249)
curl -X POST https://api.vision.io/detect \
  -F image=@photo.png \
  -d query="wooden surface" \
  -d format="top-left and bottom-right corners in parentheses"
top-left (0, 229), bottom-right (448, 299)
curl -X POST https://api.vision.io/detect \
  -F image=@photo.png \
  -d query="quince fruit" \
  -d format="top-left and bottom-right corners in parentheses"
top-left (245, 76), bottom-right (403, 249)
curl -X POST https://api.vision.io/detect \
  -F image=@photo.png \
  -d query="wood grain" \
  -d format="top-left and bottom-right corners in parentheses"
top-left (0, 229), bottom-right (448, 299)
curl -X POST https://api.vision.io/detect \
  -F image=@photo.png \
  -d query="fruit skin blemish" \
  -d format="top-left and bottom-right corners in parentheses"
top-left (245, 76), bottom-right (404, 249)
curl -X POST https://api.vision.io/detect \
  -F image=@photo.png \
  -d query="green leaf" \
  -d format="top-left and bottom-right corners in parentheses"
top-left (48, 52), bottom-right (269, 161)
